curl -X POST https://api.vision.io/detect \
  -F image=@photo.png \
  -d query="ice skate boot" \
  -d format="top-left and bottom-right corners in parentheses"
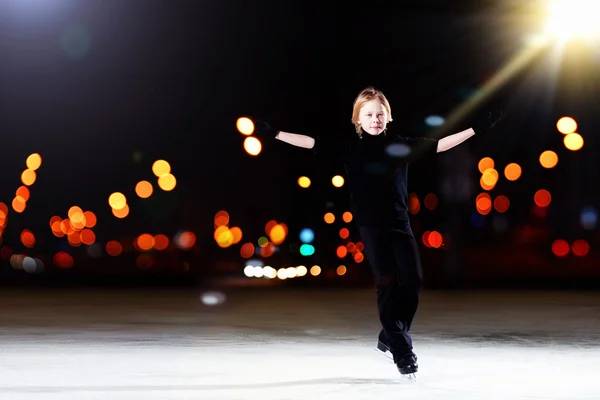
top-left (394, 353), bottom-right (418, 380)
top-left (376, 329), bottom-right (390, 354)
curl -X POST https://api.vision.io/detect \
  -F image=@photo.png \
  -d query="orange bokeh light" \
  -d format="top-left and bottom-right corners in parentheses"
top-left (336, 245), bottom-right (348, 258)
top-left (135, 181), bottom-right (153, 198)
top-left (408, 193), bottom-right (420, 214)
top-left (21, 230), bottom-right (35, 248)
top-left (324, 212), bottom-right (335, 224)
top-left (339, 228), bottom-right (349, 239)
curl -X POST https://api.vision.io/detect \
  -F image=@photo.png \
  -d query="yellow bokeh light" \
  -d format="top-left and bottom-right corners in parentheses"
top-left (158, 174), bottom-right (177, 191)
top-left (539, 150), bottom-right (558, 168)
top-left (152, 160), bottom-right (171, 177)
top-left (556, 117), bottom-right (577, 134)
top-left (310, 265), bottom-right (321, 276)
top-left (298, 176), bottom-right (311, 188)
top-left (135, 180), bottom-right (153, 198)
top-left (563, 133), bottom-right (584, 151)
top-left (214, 226), bottom-right (234, 248)
top-left (108, 192), bottom-right (127, 210)
top-left (504, 163), bottom-right (522, 181)
top-left (68, 206), bottom-right (83, 219)
top-left (478, 157), bottom-right (494, 174)
top-left (244, 136), bottom-right (262, 156)
top-left (26, 153), bottom-right (42, 170)
top-left (236, 117), bottom-right (255, 135)
top-left (480, 175), bottom-right (496, 191)
top-left (482, 168), bottom-right (499, 186)
top-left (269, 224), bottom-right (286, 245)
top-left (332, 175), bottom-right (345, 187)
top-left (21, 169), bottom-right (37, 186)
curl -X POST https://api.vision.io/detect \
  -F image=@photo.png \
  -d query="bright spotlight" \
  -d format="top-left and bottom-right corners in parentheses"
top-left (544, 0), bottom-right (600, 41)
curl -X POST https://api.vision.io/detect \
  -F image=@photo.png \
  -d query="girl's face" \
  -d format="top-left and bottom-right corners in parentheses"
top-left (357, 99), bottom-right (389, 136)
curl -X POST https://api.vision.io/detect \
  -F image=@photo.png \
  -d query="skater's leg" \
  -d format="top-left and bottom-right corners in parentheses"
top-left (388, 228), bottom-right (423, 358)
top-left (358, 227), bottom-right (404, 353)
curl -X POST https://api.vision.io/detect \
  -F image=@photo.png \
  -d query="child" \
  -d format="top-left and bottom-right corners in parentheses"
top-left (257, 86), bottom-right (503, 377)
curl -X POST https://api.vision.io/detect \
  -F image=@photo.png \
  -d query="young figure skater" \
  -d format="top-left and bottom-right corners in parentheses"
top-left (255, 87), bottom-right (503, 377)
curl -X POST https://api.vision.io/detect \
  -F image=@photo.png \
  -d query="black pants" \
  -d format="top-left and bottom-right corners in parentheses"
top-left (359, 223), bottom-right (423, 359)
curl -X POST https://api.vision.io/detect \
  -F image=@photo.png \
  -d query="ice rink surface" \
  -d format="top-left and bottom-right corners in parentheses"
top-left (1, 287), bottom-right (599, 399)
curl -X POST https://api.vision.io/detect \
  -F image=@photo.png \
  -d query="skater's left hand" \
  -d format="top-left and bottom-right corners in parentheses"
top-left (249, 118), bottom-right (280, 140)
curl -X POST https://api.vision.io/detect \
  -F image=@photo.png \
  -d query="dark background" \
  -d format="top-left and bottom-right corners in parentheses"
top-left (0, 0), bottom-right (598, 288)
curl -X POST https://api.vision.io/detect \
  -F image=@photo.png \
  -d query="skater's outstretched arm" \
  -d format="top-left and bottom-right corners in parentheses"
top-left (436, 110), bottom-right (505, 153)
top-left (275, 131), bottom-right (316, 149)
top-left (251, 118), bottom-right (349, 163)
top-left (436, 128), bottom-right (475, 153)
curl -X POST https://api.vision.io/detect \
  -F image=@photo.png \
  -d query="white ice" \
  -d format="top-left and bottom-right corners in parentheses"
top-left (1, 288), bottom-right (599, 399)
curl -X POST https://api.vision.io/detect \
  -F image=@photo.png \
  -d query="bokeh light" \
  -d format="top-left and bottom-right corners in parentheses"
top-left (534, 189), bottom-right (552, 207)
top-left (324, 213), bottom-right (335, 224)
top-left (236, 117), bottom-right (254, 135)
top-left (571, 240), bottom-right (589, 257)
top-left (424, 193), bottom-right (438, 210)
top-left (109, 192), bottom-right (127, 210)
top-left (152, 160), bottom-right (171, 177)
top-left (556, 117), bottom-right (577, 134)
top-left (298, 176), bottom-right (311, 188)
top-left (476, 193), bottom-right (492, 215)
top-left (408, 193), bottom-right (420, 214)
top-left (342, 211), bottom-right (353, 223)
top-left (563, 133), bottom-right (584, 151)
top-left (244, 136), bottom-right (262, 156)
top-left (26, 153), bottom-right (42, 170)
top-left (552, 239), bottom-right (569, 257)
top-left (493, 195), bottom-right (510, 213)
top-left (332, 175), bottom-right (345, 187)
top-left (539, 150), bottom-right (558, 168)
top-left (482, 168), bottom-right (499, 187)
top-left (478, 157), bottom-right (494, 174)
top-left (504, 163), bottom-right (522, 181)
top-left (299, 228), bottom-right (314, 243)
top-left (158, 174), bottom-right (177, 191)
top-left (135, 181), bottom-right (153, 198)
top-left (21, 169), bottom-right (37, 186)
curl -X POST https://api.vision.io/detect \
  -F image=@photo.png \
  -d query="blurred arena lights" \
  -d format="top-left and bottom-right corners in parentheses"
top-left (543, 0), bottom-right (600, 42)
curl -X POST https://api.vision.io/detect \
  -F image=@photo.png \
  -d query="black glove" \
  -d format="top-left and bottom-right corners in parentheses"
top-left (473, 110), bottom-right (505, 135)
top-left (250, 118), bottom-right (279, 140)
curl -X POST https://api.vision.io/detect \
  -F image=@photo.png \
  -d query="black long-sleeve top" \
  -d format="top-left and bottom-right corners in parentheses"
top-left (312, 128), bottom-right (438, 229)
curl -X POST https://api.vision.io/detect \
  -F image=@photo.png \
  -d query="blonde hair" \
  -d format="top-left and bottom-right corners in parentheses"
top-left (351, 86), bottom-right (393, 137)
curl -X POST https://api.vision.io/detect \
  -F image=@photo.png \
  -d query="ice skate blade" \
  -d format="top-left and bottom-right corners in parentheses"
top-left (372, 347), bottom-right (393, 361)
top-left (402, 373), bottom-right (417, 381)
